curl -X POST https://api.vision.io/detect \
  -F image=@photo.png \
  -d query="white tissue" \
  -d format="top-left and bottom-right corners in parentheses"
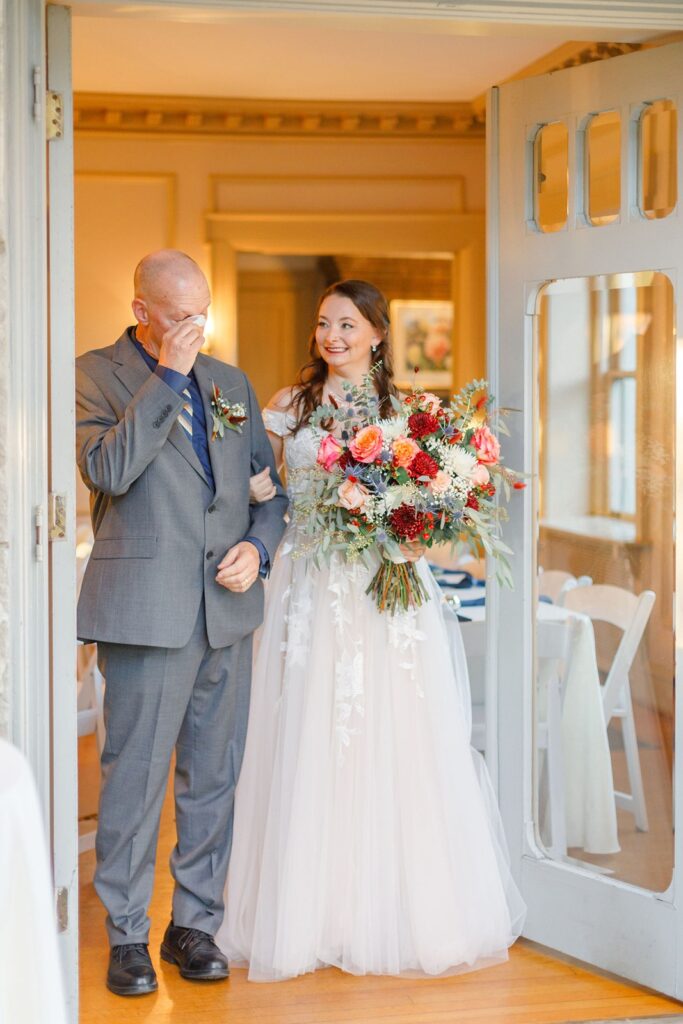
top-left (190, 315), bottom-right (206, 327)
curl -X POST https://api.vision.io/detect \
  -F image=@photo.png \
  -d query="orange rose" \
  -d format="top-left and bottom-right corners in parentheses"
top-left (349, 425), bottom-right (383, 464)
top-left (392, 436), bottom-right (420, 468)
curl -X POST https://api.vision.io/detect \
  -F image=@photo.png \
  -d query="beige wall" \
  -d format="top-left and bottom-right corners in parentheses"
top-left (74, 130), bottom-right (485, 352)
top-left (74, 128), bottom-right (485, 510)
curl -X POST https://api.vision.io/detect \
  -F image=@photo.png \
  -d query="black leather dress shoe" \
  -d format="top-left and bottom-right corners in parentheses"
top-left (107, 943), bottom-right (158, 996)
top-left (160, 922), bottom-right (230, 981)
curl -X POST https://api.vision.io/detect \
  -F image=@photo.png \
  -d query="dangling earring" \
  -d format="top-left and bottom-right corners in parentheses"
top-left (371, 344), bottom-right (378, 353)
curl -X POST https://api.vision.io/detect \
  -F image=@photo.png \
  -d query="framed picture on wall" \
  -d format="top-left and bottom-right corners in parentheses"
top-left (390, 299), bottom-right (453, 389)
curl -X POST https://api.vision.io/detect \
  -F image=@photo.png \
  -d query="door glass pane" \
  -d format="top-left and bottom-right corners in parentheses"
top-left (534, 122), bottom-right (569, 232)
top-left (586, 111), bottom-right (621, 225)
top-left (535, 271), bottom-right (675, 893)
top-left (640, 100), bottom-right (678, 219)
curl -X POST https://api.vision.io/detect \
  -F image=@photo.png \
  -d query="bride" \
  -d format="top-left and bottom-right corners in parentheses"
top-left (217, 279), bottom-right (525, 981)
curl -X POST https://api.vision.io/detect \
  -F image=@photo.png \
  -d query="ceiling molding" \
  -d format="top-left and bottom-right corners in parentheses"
top-left (73, 93), bottom-right (485, 140)
top-left (65, 1), bottom-right (683, 30)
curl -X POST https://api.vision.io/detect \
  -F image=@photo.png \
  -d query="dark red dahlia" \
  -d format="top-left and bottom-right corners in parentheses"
top-left (466, 493), bottom-right (480, 511)
top-left (337, 450), bottom-right (353, 471)
top-left (389, 504), bottom-right (427, 541)
top-left (408, 451), bottom-right (439, 479)
top-left (407, 412), bottom-right (440, 439)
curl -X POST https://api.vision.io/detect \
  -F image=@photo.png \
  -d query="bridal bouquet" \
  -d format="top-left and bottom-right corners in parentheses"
top-left (292, 368), bottom-right (522, 614)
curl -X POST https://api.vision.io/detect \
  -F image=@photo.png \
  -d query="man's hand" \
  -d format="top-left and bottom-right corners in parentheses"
top-left (158, 319), bottom-right (204, 376)
top-left (249, 467), bottom-right (277, 503)
top-left (216, 541), bottom-right (261, 593)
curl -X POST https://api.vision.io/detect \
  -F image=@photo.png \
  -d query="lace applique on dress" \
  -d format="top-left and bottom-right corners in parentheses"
top-left (280, 578), bottom-right (314, 670)
top-left (328, 556), bottom-right (369, 758)
top-left (388, 608), bottom-right (427, 695)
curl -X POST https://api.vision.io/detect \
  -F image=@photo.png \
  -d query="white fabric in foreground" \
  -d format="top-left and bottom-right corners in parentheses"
top-left (0, 740), bottom-right (68, 1024)
top-left (218, 419), bottom-right (525, 982)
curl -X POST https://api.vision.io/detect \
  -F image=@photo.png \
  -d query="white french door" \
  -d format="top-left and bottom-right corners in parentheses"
top-left (46, 4), bottom-right (78, 1020)
top-left (491, 42), bottom-right (683, 994)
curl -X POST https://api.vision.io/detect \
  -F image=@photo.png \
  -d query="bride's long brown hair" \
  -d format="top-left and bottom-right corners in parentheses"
top-left (291, 279), bottom-right (399, 432)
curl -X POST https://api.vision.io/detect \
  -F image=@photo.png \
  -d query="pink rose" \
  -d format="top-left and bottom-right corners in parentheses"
top-left (317, 433), bottom-right (344, 472)
top-left (471, 462), bottom-right (490, 487)
top-left (337, 477), bottom-right (370, 511)
top-left (429, 470), bottom-right (452, 495)
top-left (349, 425), bottom-right (383, 464)
top-left (420, 392), bottom-right (442, 415)
top-left (472, 426), bottom-right (501, 465)
top-left (392, 436), bottom-right (420, 468)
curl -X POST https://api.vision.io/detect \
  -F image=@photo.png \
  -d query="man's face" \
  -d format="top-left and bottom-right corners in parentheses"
top-left (134, 274), bottom-right (211, 348)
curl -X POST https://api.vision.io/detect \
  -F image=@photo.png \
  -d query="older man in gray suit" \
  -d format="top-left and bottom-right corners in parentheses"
top-left (76, 250), bottom-right (287, 997)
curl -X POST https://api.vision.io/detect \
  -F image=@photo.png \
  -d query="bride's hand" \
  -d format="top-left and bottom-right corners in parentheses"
top-left (249, 467), bottom-right (276, 503)
top-left (399, 541), bottom-right (426, 562)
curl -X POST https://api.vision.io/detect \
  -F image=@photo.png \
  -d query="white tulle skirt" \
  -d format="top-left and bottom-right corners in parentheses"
top-left (217, 539), bottom-right (525, 982)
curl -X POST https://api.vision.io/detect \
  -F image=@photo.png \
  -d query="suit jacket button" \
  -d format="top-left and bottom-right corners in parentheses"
top-left (206, 550), bottom-right (214, 559)
top-left (207, 504), bottom-right (216, 514)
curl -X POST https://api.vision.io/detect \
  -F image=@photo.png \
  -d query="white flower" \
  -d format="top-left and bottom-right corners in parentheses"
top-left (442, 445), bottom-right (478, 479)
top-left (377, 416), bottom-right (409, 442)
top-left (382, 484), bottom-right (418, 511)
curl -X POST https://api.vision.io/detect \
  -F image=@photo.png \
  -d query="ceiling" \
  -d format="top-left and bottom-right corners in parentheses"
top-left (71, 12), bottom-right (655, 102)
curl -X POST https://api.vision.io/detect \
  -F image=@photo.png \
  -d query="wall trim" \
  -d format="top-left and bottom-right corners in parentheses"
top-left (75, 171), bottom-right (177, 247)
top-left (74, 93), bottom-right (484, 140)
top-left (205, 209), bottom-right (485, 386)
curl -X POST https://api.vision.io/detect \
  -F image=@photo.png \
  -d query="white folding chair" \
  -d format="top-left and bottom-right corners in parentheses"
top-left (538, 568), bottom-right (592, 607)
top-left (458, 614), bottom-right (571, 859)
top-left (563, 584), bottom-right (656, 832)
top-left (457, 619), bottom-right (487, 753)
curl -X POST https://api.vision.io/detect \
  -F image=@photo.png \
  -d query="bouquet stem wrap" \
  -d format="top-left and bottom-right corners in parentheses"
top-left (366, 559), bottom-right (430, 615)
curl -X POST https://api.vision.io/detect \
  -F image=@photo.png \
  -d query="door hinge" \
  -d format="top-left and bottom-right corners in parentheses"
top-left (56, 887), bottom-right (68, 932)
top-left (48, 493), bottom-right (67, 541)
top-left (46, 90), bottom-right (64, 140)
top-left (34, 505), bottom-right (44, 562)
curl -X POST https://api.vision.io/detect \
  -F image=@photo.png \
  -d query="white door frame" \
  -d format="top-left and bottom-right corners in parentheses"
top-left (6, 0), bottom-right (51, 796)
top-left (4, 1), bottom-right (683, 1018)
top-left (47, 4), bottom-right (79, 1017)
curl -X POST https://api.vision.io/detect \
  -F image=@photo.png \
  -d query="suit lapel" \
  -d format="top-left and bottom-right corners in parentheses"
top-left (193, 356), bottom-right (226, 495)
top-left (113, 332), bottom-right (210, 487)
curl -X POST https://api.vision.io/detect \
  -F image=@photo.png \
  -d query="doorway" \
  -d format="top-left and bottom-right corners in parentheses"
top-left (24, 2), bottom-right (683, 1020)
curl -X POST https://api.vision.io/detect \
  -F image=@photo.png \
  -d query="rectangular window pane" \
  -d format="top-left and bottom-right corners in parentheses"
top-left (534, 122), bottom-right (569, 233)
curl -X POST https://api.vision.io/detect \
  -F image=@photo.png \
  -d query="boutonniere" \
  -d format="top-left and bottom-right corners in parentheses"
top-left (210, 381), bottom-right (247, 440)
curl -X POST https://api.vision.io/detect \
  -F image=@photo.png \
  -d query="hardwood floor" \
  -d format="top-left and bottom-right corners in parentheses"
top-left (78, 736), bottom-right (682, 1024)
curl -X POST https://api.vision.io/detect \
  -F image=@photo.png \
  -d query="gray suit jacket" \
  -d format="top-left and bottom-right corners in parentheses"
top-left (76, 330), bottom-right (288, 649)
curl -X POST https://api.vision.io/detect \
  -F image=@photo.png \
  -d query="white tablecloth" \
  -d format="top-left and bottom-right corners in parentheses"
top-left (0, 740), bottom-right (68, 1024)
top-left (456, 601), bottom-right (619, 855)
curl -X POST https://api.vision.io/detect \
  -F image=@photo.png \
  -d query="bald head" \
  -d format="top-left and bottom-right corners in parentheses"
top-left (134, 249), bottom-right (207, 303)
top-left (131, 249), bottom-right (211, 356)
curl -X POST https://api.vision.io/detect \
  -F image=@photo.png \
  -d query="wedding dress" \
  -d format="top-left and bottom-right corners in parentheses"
top-left (217, 408), bottom-right (525, 982)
